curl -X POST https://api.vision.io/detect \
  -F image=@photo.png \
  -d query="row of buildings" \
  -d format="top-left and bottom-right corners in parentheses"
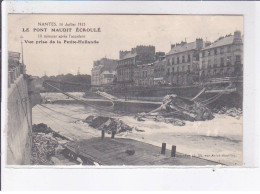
top-left (91, 30), bottom-right (243, 87)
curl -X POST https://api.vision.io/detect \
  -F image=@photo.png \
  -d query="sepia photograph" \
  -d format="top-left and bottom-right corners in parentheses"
top-left (6, 14), bottom-right (243, 166)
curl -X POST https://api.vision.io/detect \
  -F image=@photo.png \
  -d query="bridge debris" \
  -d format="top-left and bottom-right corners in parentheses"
top-left (213, 107), bottom-right (242, 119)
top-left (137, 94), bottom-right (214, 125)
top-left (84, 116), bottom-right (137, 134)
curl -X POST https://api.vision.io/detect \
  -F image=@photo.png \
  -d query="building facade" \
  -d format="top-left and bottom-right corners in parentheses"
top-left (92, 31), bottom-right (243, 87)
top-left (8, 51), bottom-right (21, 67)
top-left (133, 63), bottom-right (155, 86)
top-left (8, 51), bottom-right (26, 75)
top-left (165, 39), bottom-right (205, 86)
top-left (117, 45), bottom-right (156, 85)
top-left (199, 31), bottom-right (243, 81)
top-left (133, 52), bottom-right (165, 86)
top-left (91, 58), bottom-right (117, 86)
top-left (153, 58), bottom-right (167, 86)
top-left (100, 70), bottom-right (116, 85)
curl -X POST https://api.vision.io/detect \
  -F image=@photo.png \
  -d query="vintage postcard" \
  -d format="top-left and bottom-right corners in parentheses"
top-left (7, 14), bottom-right (243, 166)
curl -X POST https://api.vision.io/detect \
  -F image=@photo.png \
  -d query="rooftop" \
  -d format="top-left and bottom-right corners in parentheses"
top-left (166, 42), bottom-right (197, 56)
top-left (120, 52), bottom-right (137, 60)
top-left (202, 35), bottom-right (234, 50)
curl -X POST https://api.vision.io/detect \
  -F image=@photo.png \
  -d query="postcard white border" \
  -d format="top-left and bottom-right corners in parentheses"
top-left (1, 0), bottom-right (260, 190)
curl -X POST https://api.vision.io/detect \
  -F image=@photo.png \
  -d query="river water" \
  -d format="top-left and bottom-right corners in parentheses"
top-left (32, 92), bottom-right (243, 166)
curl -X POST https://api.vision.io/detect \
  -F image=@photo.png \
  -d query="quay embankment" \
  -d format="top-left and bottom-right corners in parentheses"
top-left (7, 73), bottom-right (32, 165)
top-left (7, 64), bottom-right (43, 165)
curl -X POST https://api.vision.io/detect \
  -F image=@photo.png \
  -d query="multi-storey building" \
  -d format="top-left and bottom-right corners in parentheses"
top-left (165, 39), bottom-right (205, 86)
top-left (133, 51), bottom-right (165, 86)
top-left (91, 58), bottom-right (117, 86)
top-left (8, 51), bottom-right (26, 74)
top-left (153, 58), bottom-right (167, 86)
top-left (8, 51), bottom-right (21, 67)
top-left (199, 31), bottom-right (243, 81)
top-left (117, 45), bottom-right (155, 85)
top-left (133, 63), bottom-right (155, 86)
top-left (100, 70), bottom-right (116, 85)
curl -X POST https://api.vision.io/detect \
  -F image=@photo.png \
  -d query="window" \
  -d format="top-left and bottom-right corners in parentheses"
top-left (227, 56), bottom-right (232, 65)
top-left (202, 51), bottom-right (205, 57)
top-left (177, 66), bottom-right (180, 72)
top-left (214, 49), bottom-right (217, 55)
top-left (220, 69), bottom-right (223, 75)
top-left (182, 66), bottom-right (184, 72)
top-left (187, 65), bottom-right (190, 71)
top-left (196, 54), bottom-right (199, 61)
top-left (188, 54), bottom-right (191, 62)
top-left (207, 50), bottom-right (210, 56)
top-left (172, 58), bottom-right (174, 65)
top-left (227, 46), bottom-right (231, 53)
top-left (167, 68), bottom-right (170, 75)
top-left (182, 56), bottom-right (185, 63)
top-left (221, 57), bottom-right (224, 66)
top-left (177, 57), bottom-right (180, 64)
top-left (167, 59), bottom-right (170, 66)
top-left (235, 45), bottom-right (241, 51)
top-left (214, 58), bottom-right (217, 67)
top-left (208, 60), bottom-right (211, 69)
top-left (220, 47), bottom-right (224, 54)
top-left (202, 60), bottom-right (206, 69)
top-left (235, 55), bottom-right (241, 62)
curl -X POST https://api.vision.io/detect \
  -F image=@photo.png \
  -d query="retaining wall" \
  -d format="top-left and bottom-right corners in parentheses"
top-left (7, 74), bottom-right (32, 165)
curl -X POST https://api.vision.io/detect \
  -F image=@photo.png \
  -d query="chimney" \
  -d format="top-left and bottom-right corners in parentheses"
top-left (171, 44), bottom-right (175, 49)
top-left (196, 38), bottom-right (203, 50)
top-left (131, 48), bottom-right (136, 54)
top-left (233, 30), bottom-right (242, 44)
top-left (119, 51), bottom-right (129, 59)
top-left (181, 41), bottom-right (186, 46)
top-left (234, 30), bottom-right (241, 39)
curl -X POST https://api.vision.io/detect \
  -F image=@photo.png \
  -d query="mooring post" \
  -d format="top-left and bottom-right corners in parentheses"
top-left (171, 145), bottom-right (176, 157)
top-left (161, 143), bottom-right (166, 154)
top-left (101, 130), bottom-right (105, 139)
top-left (111, 131), bottom-right (116, 139)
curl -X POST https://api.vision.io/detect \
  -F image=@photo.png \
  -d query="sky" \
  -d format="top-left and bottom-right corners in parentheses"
top-left (8, 14), bottom-right (243, 76)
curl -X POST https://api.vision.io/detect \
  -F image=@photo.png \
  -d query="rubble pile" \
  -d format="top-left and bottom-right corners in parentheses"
top-left (136, 114), bottom-right (186, 126)
top-left (226, 108), bottom-right (242, 118)
top-left (213, 107), bottom-right (242, 119)
top-left (31, 133), bottom-right (58, 165)
top-left (84, 116), bottom-right (135, 133)
top-left (31, 123), bottom-right (69, 165)
top-left (32, 123), bottom-right (52, 133)
top-left (161, 95), bottom-right (214, 121)
top-left (137, 94), bottom-right (214, 125)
